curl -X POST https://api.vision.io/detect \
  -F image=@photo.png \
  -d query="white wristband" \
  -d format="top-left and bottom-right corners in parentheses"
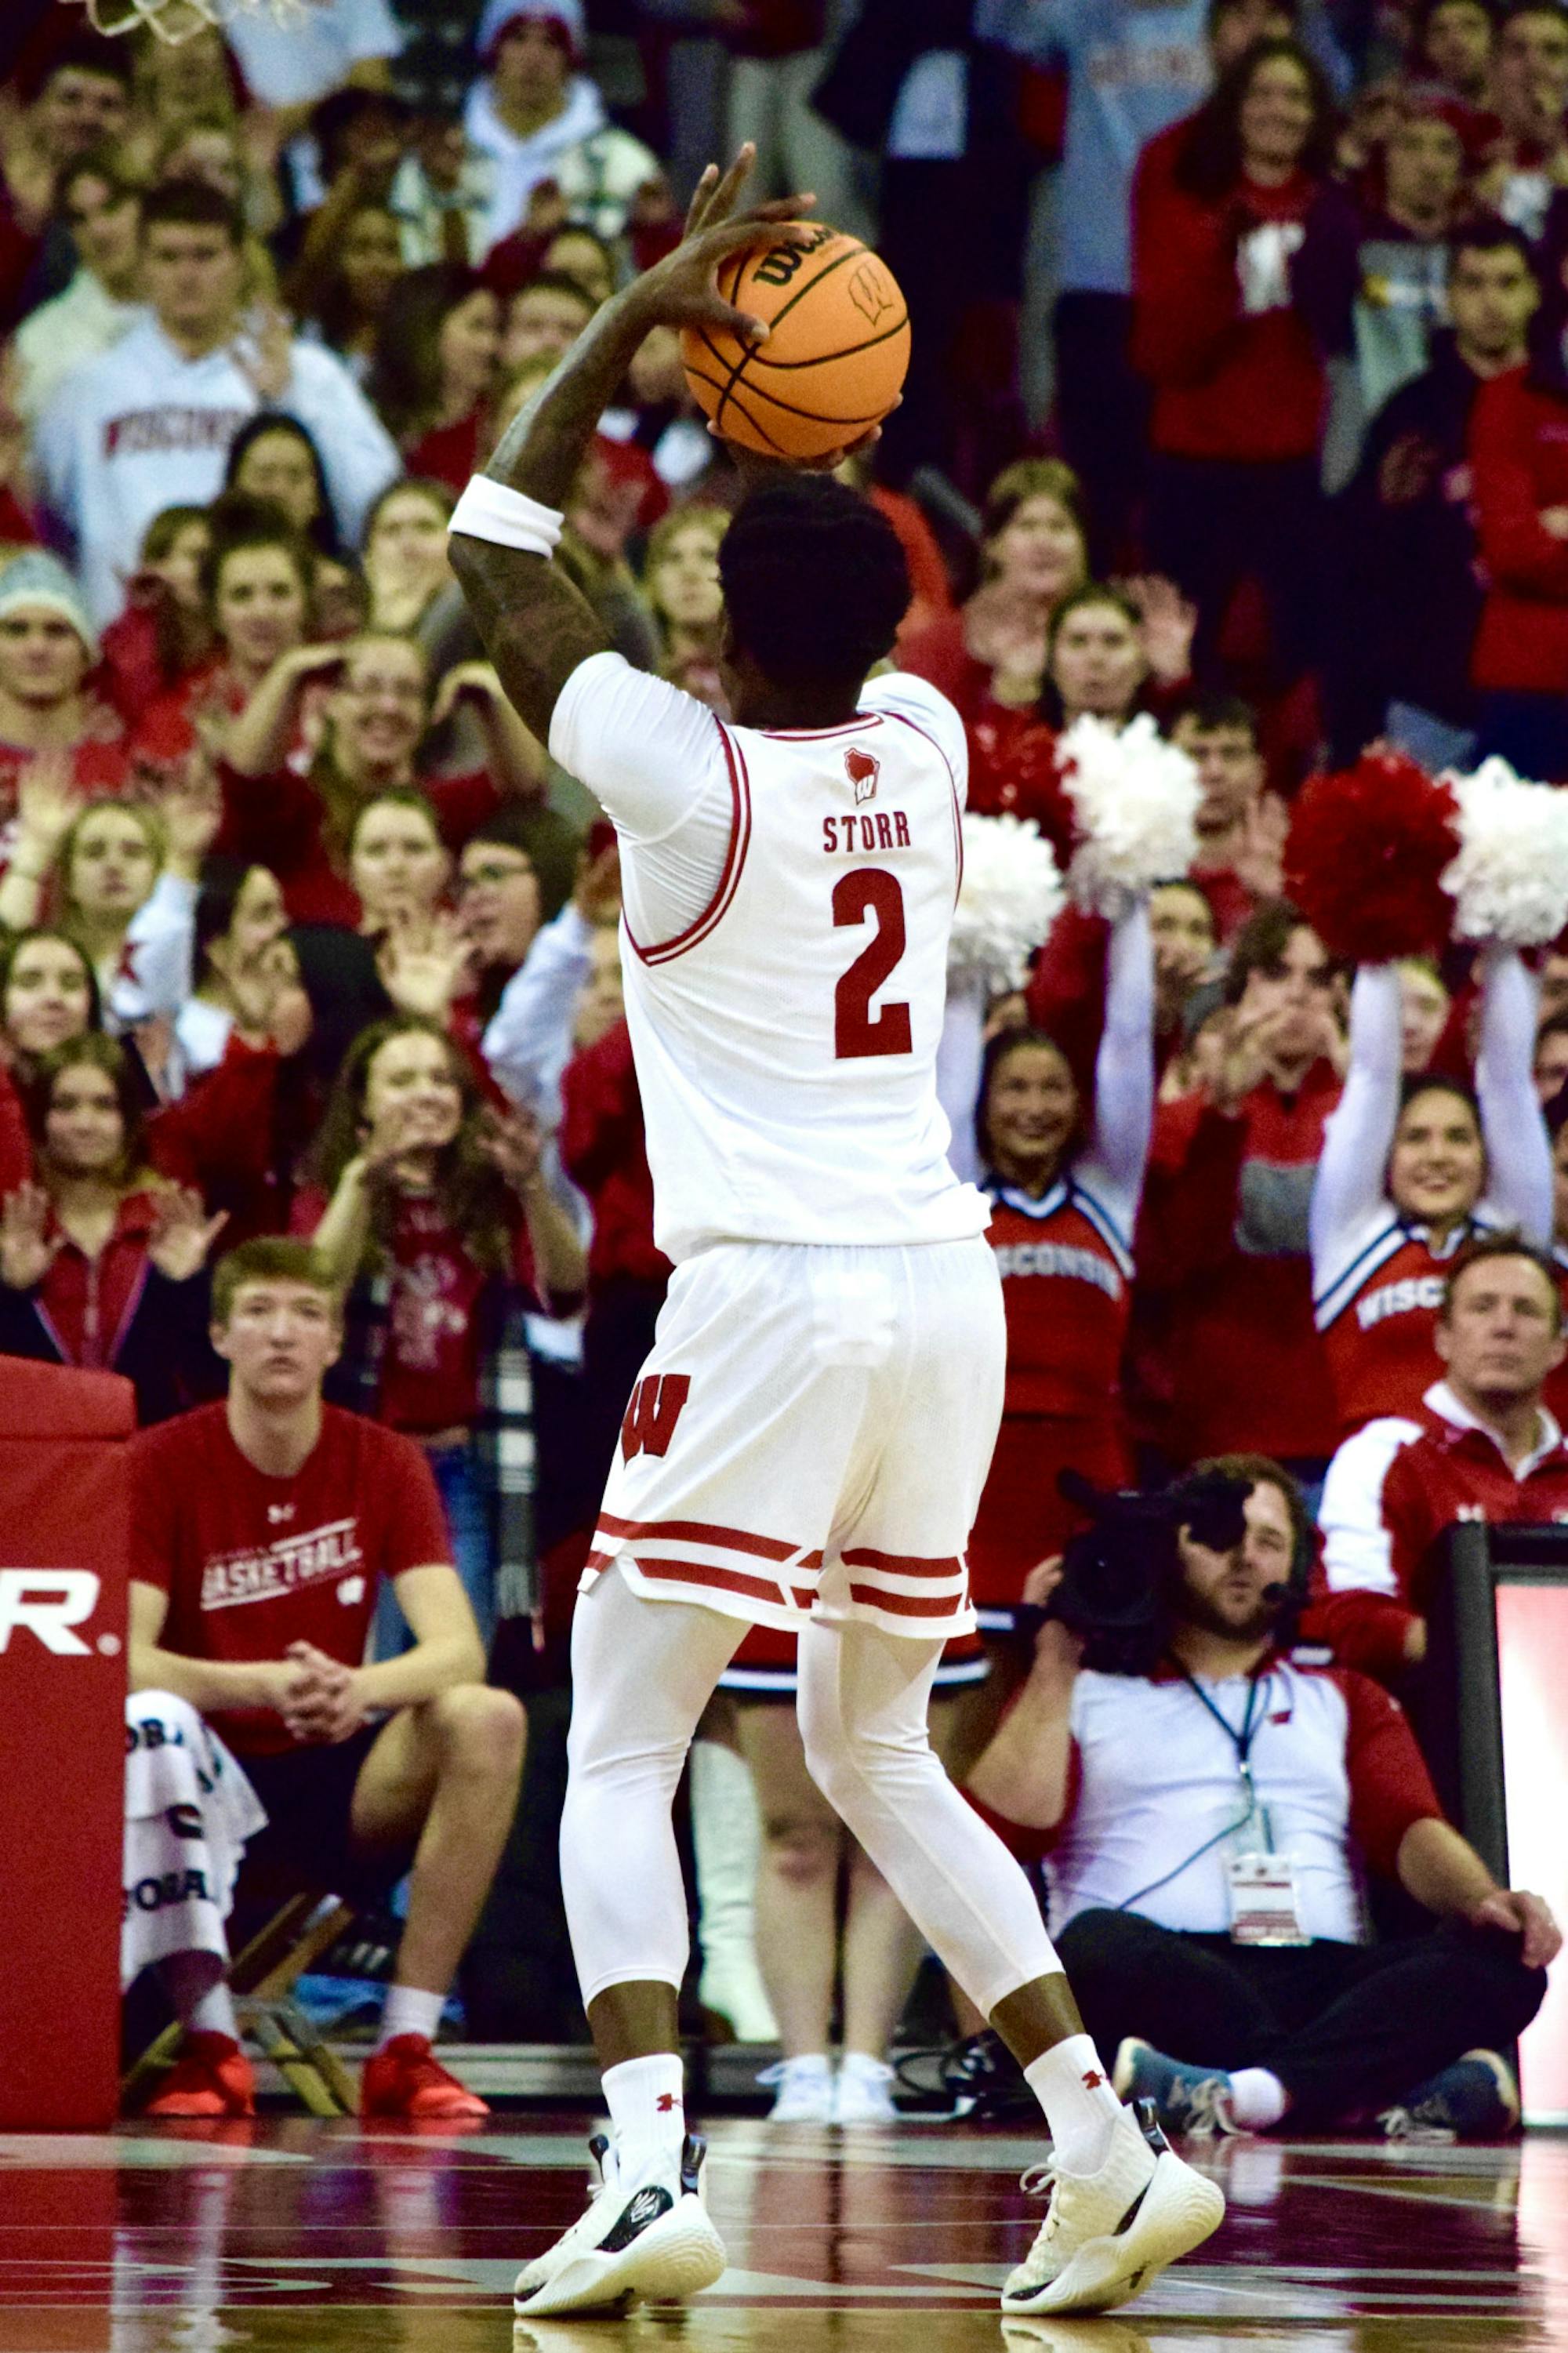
top-left (449, 475), bottom-right (564, 557)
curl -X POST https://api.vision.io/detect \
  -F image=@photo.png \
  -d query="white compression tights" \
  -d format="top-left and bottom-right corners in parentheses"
top-left (561, 1568), bottom-right (1060, 2017)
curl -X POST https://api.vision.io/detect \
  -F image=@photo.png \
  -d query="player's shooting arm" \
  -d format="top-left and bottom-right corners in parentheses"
top-left (448, 147), bottom-right (807, 743)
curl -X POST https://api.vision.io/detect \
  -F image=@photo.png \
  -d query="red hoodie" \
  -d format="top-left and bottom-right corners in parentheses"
top-left (1468, 363), bottom-right (1568, 702)
top-left (1132, 153), bottom-right (1326, 463)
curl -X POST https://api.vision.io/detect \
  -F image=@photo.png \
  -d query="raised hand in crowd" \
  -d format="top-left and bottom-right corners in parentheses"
top-left (481, 1101), bottom-right (546, 1197)
top-left (429, 659), bottom-right (510, 732)
top-left (1203, 1000), bottom-right (1297, 1113)
top-left (229, 938), bottom-right (314, 1056)
top-left (0, 751), bottom-right (78, 933)
top-left (377, 909), bottom-right (477, 1023)
top-left (225, 642), bottom-right (349, 781)
top-left (145, 755), bottom-right (223, 882)
top-left (1119, 575), bottom-right (1198, 688)
top-left (236, 304), bottom-right (296, 407)
top-left (147, 1186), bottom-right (230, 1284)
top-left (0, 1183), bottom-right (59, 1291)
top-left (573, 835), bottom-right (622, 928)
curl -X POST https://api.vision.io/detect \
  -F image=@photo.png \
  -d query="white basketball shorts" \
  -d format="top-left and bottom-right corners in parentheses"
top-left (583, 1235), bottom-right (1004, 1640)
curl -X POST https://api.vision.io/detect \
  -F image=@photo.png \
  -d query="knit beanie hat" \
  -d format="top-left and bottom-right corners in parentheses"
top-left (0, 551), bottom-right (98, 661)
top-left (479, 0), bottom-right (586, 66)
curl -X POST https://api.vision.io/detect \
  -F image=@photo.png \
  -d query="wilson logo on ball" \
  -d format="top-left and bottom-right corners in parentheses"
top-left (681, 228), bottom-right (910, 462)
top-left (848, 263), bottom-right (894, 325)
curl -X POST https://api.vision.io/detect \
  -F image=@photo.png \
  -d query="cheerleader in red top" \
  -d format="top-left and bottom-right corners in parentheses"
top-left (966, 902), bottom-right (1157, 1633)
top-left (1311, 951), bottom-right (1553, 1436)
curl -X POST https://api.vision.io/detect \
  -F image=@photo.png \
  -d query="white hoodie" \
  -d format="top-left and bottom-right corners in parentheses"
top-left (33, 314), bottom-right (401, 626)
top-left (462, 73), bottom-right (659, 255)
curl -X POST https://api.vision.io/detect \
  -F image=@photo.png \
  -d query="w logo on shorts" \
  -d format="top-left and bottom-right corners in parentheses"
top-left (621, 1374), bottom-right (691, 1462)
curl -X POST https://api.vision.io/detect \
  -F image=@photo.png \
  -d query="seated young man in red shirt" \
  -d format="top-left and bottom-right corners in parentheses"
top-left (128, 1236), bottom-right (527, 2119)
top-left (1312, 1233), bottom-right (1568, 1683)
top-left (966, 1457), bottom-right (1558, 2141)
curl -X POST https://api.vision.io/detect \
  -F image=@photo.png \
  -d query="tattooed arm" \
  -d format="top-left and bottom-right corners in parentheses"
top-left (448, 147), bottom-right (809, 744)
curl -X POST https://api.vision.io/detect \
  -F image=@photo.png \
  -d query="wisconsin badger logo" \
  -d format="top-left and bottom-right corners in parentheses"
top-left (845, 747), bottom-right (880, 804)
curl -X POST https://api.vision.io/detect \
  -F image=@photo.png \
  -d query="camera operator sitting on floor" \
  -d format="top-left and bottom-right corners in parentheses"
top-left (964, 1459), bottom-right (1559, 2142)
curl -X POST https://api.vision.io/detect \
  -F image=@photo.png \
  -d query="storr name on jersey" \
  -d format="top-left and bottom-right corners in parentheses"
top-left (200, 1518), bottom-right (365, 1610)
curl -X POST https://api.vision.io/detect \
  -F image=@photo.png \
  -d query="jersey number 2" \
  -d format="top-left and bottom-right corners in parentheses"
top-left (833, 869), bottom-right (913, 1060)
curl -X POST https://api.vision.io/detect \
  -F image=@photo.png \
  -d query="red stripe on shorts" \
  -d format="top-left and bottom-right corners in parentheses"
top-left (842, 1546), bottom-right (964, 1579)
top-left (636, 1556), bottom-right (818, 1610)
top-left (848, 1582), bottom-right (970, 1618)
top-left (598, 1512), bottom-right (822, 1568)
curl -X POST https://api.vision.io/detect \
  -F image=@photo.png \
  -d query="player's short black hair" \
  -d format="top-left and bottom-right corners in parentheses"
top-left (718, 476), bottom-right (910, 695)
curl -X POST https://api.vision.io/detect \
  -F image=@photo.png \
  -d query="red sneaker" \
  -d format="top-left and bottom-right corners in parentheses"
top-left (143, 2033), bottom-right (257, 2119)
top-left (359, 2035), bottom-right (490, 2121)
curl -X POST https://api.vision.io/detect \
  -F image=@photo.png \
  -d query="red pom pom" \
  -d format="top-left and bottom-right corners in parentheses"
top-left (974, 722), bottom-right (1078, 866)
top-left (1283, 751), bottom-right (1460, 962)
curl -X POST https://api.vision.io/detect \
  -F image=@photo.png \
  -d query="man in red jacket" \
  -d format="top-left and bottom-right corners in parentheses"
top-left (1312, 1233), bottom-right (1568, 1682)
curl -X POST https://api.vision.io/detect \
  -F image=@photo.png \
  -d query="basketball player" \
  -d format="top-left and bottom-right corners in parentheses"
top-left (448, 147), bottom-right (1225, 2321)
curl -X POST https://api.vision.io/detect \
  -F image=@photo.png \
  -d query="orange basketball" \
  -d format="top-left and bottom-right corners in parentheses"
top-left (681, 225), bottom-right (910, 462)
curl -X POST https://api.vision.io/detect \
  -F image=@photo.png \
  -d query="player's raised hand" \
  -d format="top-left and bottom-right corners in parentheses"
top-left (625, 143), bottom-right (817, 347)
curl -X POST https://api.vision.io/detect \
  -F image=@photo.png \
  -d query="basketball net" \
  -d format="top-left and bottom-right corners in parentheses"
top-left (60, 0), bottom-right (299, 45)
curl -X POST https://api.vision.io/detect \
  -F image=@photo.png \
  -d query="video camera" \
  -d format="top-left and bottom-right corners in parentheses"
top-left (1014, 1467), bottom-right (1255, 1669)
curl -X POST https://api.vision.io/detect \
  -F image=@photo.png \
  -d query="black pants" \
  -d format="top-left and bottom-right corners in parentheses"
top-left (1145, 449), bottom-right (1325, 688)
top-left (1056, 1908), bottom-right (1547, 2127)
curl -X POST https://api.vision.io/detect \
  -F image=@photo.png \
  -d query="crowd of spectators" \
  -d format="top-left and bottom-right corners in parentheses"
top-left (1, 0), bottom-right (1562, 2132)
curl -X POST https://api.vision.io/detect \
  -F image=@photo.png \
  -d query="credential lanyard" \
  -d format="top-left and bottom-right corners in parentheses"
top-left (1174, 1663), bottom-right (1272, 1822)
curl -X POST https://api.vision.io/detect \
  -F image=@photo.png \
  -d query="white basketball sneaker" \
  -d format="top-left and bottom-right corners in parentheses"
top-left (1001, 2101), bottom-right (1225, 2317)
top-left (512, 2133), bottom-right (725, 2318)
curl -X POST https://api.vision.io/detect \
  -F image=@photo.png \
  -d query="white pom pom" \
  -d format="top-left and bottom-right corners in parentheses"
top-left (948, 812), bottom-right (1065, 993)
top-left (1440, 756), bottom-right (1568, 946)
top-left (1055, 713), bottom-right (1200, 917)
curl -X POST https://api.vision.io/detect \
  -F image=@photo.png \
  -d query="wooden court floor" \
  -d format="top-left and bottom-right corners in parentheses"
top-left (2, 2112), bottom-right (1566, 2352)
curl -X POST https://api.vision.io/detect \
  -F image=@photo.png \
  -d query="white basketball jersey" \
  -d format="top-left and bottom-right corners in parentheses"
top-left (619, 677), bottom-right (989, 1262)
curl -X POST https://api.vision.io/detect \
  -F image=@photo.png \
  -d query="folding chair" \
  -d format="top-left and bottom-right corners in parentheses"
top-left (123, 1892), bottom-right (358, 2118)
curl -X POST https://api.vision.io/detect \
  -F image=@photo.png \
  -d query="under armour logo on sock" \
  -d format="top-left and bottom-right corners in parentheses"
top-left (656, 2093), bottom-right (681, 2112)
top-left (1082, 2071), bottom-right (1106, 2091)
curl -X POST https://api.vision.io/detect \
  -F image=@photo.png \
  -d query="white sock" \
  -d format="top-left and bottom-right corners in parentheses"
top-left (603, 2052), bottom-right (687, 2170)
top-left (190, 1981), bottom-right (238, 2041)
top-left (378, 1984), bottom-right (445, 2050)
top-left (1025, 2036), bottom-right (1123, 2176)
top-left (1229, 2067), bottom-right (1288, 2130)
